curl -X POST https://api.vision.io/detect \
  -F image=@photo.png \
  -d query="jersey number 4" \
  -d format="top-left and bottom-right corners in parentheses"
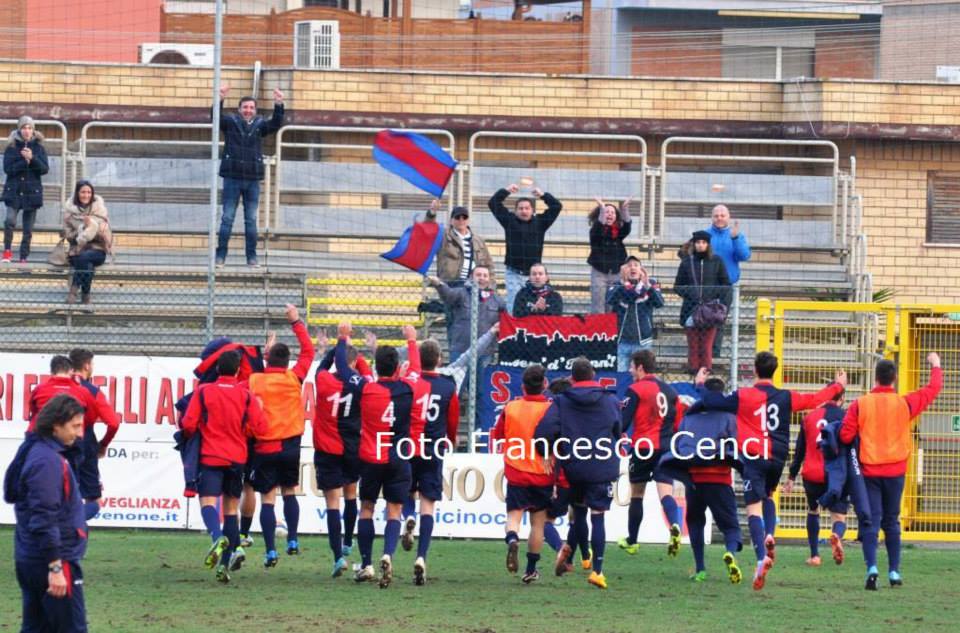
top-left (381, 402), bottom-right (396, 427)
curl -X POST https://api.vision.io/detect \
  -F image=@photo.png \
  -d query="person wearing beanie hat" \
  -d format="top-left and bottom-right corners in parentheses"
top-left (2, 115), bottom-right (48, 263)
top-left (673, 231), bottom-right (731, 373)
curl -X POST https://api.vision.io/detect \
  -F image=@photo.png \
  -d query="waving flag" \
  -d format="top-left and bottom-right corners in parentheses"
top-left (380, 217), bottom-right (444, 275)
top-left (373, 130), bottom-right (457, 197)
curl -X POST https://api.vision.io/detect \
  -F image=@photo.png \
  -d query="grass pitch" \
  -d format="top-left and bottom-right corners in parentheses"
top-left (1, 528), bottom-right (959, 632)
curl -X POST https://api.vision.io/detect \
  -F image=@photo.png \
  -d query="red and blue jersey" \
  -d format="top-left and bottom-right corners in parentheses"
top-left (27, 376), bottom-right (99, 435)
top-left (359, 340), bottom-right (427, 464)
top-left (700, 380), bottom-right (843, 462)
top-left (420, 371), bottom-right (460, 451)
top-left (621, 375), bottom-right (680, 450)
top-left (313, 339), bottom-right (371, 456)
top-left (789, 403), bottom-right (845, 484)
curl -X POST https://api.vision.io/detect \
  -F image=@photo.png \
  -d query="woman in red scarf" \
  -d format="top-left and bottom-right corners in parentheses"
top-left (587, 198), bottom-right (632, 313)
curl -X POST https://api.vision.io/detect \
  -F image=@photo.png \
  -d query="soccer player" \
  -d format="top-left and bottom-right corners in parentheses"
top-left (400, 337), bottom-right (460, 585)
top-left (490, 364), bottom-right (553, 584)
top-left (314, 322), bottom-right (372, 577)
top-left (180, 351), bottom-right (268, 583)
top-left (245, 304), bottom-right (315, 569)
top-left (67, 349), bottom-right (122, 521)
top-left (679, 377), bottom-right (743, 584)
top-left (355, 325), bottom-right (428, 588)
top-left (398, 324), bottom-right (498, 574)
top-left (28, 356), bottom-right (112, 519)
top-left (535, 357), bottom-right (622, 589)
top-left (619, 350), bottom-right (684, 558)
top-left (840, 353), bottom-right (942, 590)
top-left (694, 352), bottom-right (846, 590)
top-left (783, 387), bottom-right (849, 567)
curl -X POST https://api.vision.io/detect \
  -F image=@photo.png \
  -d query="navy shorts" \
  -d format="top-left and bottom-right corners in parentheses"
top-left (803, 480), bottom-right (850, 514)
top-left (741, 458), bottom-right (785, 505)
top-left (629, 449), bottom-right (672, 485)
top-left (686, 483), bottom-right (742, 551)
top-left (198, 464), bottom-right (245, 499)
top-left (16, 560), bottom-right (86, 633)
top-left (243, 438), bottom-right (256, 483)
top-left (76, 428), bottom-right (102, 500)
top-left (570, 481), bottom-right (614, 512)
top-left (248, 437), bottom-right (301, 494)
top-left (410, 456), bottom-right (443, 502)
top-left (359, 460), bottom-right (412, 504)
top-left (506, 484), bottom-right (553, 512)
top-left (547, 485), bottom-right (571, 520)
top-left (314, 449), bottom-right (361, 491)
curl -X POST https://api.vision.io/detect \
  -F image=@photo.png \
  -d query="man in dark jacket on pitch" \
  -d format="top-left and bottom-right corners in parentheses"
top-left (6, 394), bottom-right (89, 633)
top-left (214, 85), bottom-right (286, 268)
top-left (535, 357), bottom-right (621, 590)
top-left (488, 183), bottom-right (563, 315)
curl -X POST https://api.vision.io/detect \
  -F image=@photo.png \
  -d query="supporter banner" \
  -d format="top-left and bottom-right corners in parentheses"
top-left (497, 313), bottom-right (618, 370)
top-left (477, 366), bottom-right (628, 434)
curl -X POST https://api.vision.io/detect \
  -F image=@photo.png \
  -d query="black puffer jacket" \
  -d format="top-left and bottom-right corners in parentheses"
top-left (216, 102), bottom-right (285, 180)
top-left (673, 251), bottom-right (731, 327)
top-left (587, 220), bottom-right (631, 274)
top-left (2, 131), bottom-right (48, 210)
top-left (488, 188), bottom-right (562, 274)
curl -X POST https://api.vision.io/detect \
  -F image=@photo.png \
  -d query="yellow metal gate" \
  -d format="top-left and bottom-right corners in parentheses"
top-left (757, 300), bottom-right (960, 542)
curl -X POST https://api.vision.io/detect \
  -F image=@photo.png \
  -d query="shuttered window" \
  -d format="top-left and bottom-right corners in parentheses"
top-left (927, 172), bottom-right (960, 244)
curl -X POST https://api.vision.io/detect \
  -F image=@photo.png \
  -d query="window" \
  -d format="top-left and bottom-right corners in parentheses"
top-left (294, 21), bottom-right (341, 69)
top-left (927, 172), bottom-right (960, 244)
top-left (721, 29), bottom-right (814, 80)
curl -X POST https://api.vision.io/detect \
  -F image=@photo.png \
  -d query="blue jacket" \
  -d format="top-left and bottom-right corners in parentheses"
top-left (658, 407), bottom-right (739, 485)
top-left (7, 435), bottom-right (87, 563)
top-left (606, 280), bottom-right (663, 345)
top-left (706, 225), bottom-right (750, 285)
top-left (818, 419), bottom-right (872, 527)
top-left (216, 102), bottom-right (285, 181)
top-left (2, 131), bottom-right (49, 210)
top-left (534, 381), bottom-right (621, 484)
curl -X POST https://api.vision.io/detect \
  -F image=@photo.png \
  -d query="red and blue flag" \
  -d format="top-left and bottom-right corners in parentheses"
top-left (380, 217), bottom-right (443, 275)
top-left (372, 129), bottom-right (457, 197)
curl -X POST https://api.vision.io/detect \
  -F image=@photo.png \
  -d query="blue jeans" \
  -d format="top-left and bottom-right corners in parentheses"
top-left (217, 177), bottom-right (259, 262)
top-left (69, 250), bottom-right (107, 294)
top-left (617, 340), bottom-right (652, 372)
top-left (504, 267), bottom-right (526, 316)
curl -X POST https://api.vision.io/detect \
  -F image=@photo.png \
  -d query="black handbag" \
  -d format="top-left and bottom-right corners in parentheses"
top-left (690, 258), bottom-right (728, 328)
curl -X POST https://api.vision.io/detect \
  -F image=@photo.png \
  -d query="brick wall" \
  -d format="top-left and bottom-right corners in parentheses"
top-left (0, 60), bottom-right (959, 301)
top-left (854, 140), bottom-right (960, 303)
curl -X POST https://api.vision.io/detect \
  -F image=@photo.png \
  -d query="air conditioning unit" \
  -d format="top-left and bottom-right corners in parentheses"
top-left (936, 66), bottom-right (960, 83)
top-left (140, 43), bottom-right (214, 66)
top-left (294, 21), bottom-right (341, 70)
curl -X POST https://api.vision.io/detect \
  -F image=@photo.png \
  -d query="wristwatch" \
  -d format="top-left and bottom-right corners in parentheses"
top-left (48, 563), bottom-right (63, 573)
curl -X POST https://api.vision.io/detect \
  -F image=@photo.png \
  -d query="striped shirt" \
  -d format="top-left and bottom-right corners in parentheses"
top-left (458, 230), bottom-right (474, 280)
